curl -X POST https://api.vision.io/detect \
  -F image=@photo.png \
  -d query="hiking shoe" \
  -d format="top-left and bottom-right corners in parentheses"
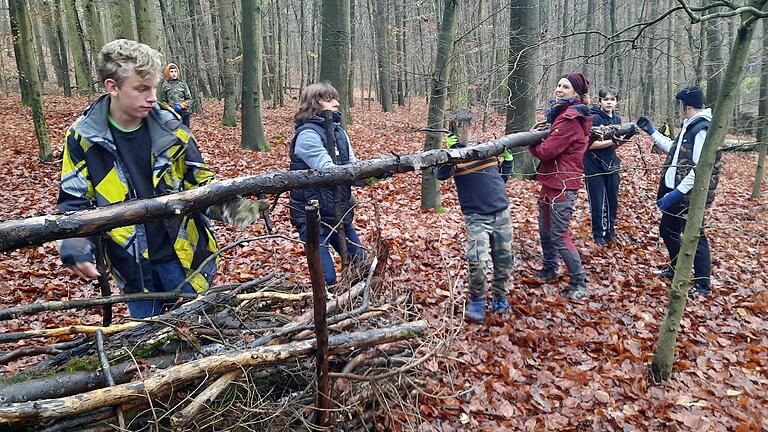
top-left (491, 296), bottom-right (510, 314)
top-left (605, 232), bottom-right (618, 243)
top-left (594, 236), bottom-right (607, 247)
top-left (692, 282), bottom-right (712, 296)
top-left (564, 283), bottom-right (589, 300)
top-left (466, 297), bottom-right (486, 324)
top-left (537, 268), bottom-right (559, 281)
top-left (655, 267), bottom-right (675, 281)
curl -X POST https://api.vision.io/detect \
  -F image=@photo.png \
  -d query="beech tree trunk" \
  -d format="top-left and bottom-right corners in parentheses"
top-left (52, 0), bottom-right (72, 96)
top-left (110, 0), bottom-right (136, 40)
top-left (83, 0), bottom-right (105, 65)
top-left (134, 0), bottom-right (159, 48)
top-left (62, 0), bottom-right (93, 94)
top-left (651, 0), bottom-right (767, 382)
top-left (421, 0), bottom-right (458, 209)
top-left (319, 0), bottom-right (351, 122)
top-left (373, 0), bottom-right (393, 112)
top-left (241, 0), bottom-right (268, 150)
top-left (751, 19), bottom-right (768, 199)
top-left (219, 0), bottom-right (238, 126)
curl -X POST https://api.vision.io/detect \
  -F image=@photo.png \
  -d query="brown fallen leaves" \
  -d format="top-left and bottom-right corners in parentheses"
top-left (0, 94), bottom-right (766, 430)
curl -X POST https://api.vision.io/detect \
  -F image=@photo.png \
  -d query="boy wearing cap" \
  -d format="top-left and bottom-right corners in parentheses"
top-left (159, 63), bottom-right (192, 127)
top-left (636, 85), bottom-right (719, 295)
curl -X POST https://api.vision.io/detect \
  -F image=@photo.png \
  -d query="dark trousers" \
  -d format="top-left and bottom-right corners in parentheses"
top-left (585, 169), bottom-right (620, 239)
top-left (128, 258), bottom-right (196, 318)
top-left (297, 222), bottom-right (367, 286)
top-left (658, 188), bottom-right (711, 286)
top-left (180, 110), bottom-right (190, 128)
top-left (538, 191), bottom-right (585, 285)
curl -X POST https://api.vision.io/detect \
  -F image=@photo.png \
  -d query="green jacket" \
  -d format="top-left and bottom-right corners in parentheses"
top-left (159, 79), bottom-right (192, 106)
top-left (58, 94), bottom-right (217, 293)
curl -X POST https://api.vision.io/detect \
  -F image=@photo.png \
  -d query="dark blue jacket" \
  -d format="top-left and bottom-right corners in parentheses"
top-left (289, 117), bottom-right (354, 226)
top-left (437, 144), bottom-right (509, 215)
top-left (585, 107), bottom-right (621, 173)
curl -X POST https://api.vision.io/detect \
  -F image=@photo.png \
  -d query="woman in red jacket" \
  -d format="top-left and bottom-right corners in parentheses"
top-left (529, 72), bottom-right (592, 300)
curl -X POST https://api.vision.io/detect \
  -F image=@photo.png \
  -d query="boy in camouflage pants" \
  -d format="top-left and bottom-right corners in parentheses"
top-left (437, 109), bottom-right (515, 324)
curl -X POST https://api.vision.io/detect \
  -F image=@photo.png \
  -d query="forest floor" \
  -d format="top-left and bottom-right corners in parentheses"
top-left (0, 94), bottom-right (766, 431)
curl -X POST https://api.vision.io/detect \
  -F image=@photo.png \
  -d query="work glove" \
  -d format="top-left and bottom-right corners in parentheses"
top-left (656, 189), bottom-right (684, 212)
top-left (59, 238), bottom-right (95, 267)
top-left (445, 133), bottom-right (458, 149)
top-left (636, 116), bottom-right (657, 135)
top-left (499, 149), bottom-right (513, 183)
top-left (173, 103), bottom-right (184, 113)
top-left (181, 102), bottom-right (189, 110)
top-left (221, 198), bottom-right (269, 228)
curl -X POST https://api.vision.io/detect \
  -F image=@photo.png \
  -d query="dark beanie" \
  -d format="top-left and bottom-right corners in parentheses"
top-left (563, 72), bottom-right (589, 96)
top-left (675, 85), bottom-right (704, 109)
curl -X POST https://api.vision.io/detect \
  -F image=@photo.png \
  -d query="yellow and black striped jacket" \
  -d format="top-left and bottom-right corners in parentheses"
top-left (58, 94), bottom-right (218, 294)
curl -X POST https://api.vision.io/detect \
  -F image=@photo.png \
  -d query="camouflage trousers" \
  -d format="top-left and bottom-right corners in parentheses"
top-left (463, 208), bottom-right (514, 298)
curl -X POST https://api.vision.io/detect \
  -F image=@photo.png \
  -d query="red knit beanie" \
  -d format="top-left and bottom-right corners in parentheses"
top-left (563, 72), bottom-right (589, 95)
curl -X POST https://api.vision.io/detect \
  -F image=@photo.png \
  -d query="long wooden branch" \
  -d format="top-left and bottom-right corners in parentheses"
top-left (0, 320), bottom-right (428, 426)
top-left (0, 131), bottom-right (548, 252)
top-left (0, 322), bottom-right (142, 344)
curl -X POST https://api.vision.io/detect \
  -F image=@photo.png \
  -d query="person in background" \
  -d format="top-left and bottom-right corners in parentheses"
top-left (438, 108), bottom-right (515, 324)
top-left (159, 63), bottom-right (192, 127)
top-left (58, 39), bottom-right (265, 318)
top-left (529, 72), bottom-right (592, 300)
top-left (636, 85), bottom-right (718, 296)
top-left (585, 85), bottom-right (623, 246)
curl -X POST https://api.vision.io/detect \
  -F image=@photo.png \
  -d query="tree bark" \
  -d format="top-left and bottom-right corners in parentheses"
top-left (319, 0), bottom-right (351, 122)
top-left (9, 0), bottom-right (52, 161)
top-left (41, 0), bottom-right (66, 89)
top-left (29, 4), bottom-right (49, 83)
top-left (134, 0), bottom-right (159, 48)
top-left (373, 0), bottom-right (393, 112)
top-left (0, 129), bottom-right (552, 251)
top-left (0, 321), bottom-right (428, 426)
top-left (241, 0), bottom-right (268, 150)
top-left (52, 0), bottom-right (71, 95)
top-left (9, 0), bottom-right (31, 103)
top-left (110, 0), bottom-right (136, 40)
top-left (704, 0), bottom-right (724, 107)
top-left (751, 19), bottom-right (767, 199)
top-left (82, 0), bottom-right (105, 66)
top-left (505, 0), bottom-right (538, 178)
top-left (62, 0), bottom-right (93, 94)
top-left (651, 0), bottom-right (768, 382)
top-left (219, 0), bottom-right (238, 126)
top-left (420, 0), bottom-right (458, 209)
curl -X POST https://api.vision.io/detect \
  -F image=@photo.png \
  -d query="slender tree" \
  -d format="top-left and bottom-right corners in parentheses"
top-left (40, 0), bottom-right (66, 89)
top-left (52, 0), bottom-right (71, 96)
top-left (62, 0), bottom-right (93, 94)
top-left (9, 0), bottom-right (52, 161)
top-left (110, 0), bottom-right (135, 40)
top-left (29, 7), bottom-right (49, 83)
top-left (651, 0), bottom-right (768, 382)
top-left (704, 0), bottom-right (724, 106)
top-left (505, 0), bottom-right (538, 177)
top-left (421, 0), bottom-right (458, 210)
top-left (83, 0), bottom-right (105, 62)
top-left (241, 0), bottom-right (268, 151)
top-left (752, 19), bottom-right (768, 198)
top-left (9, 0), bottom-right (31, 103)
top-left (319, 0), bottom-right (351, 122)
top-left (373, 0), bottom-right (393, 112)
top-left (219, 0), bottom-right (238, 126)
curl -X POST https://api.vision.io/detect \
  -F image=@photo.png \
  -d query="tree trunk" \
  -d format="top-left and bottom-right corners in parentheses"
top-left (218, 0), bottom-right (238, 126)
top-left (62, 0), bottom-right (93, 94)
top-left (134, 0), bottom-right (159, 48)
top-left (704, 0), bottom-right (724, 107)
top-left (110, 0), bottom-right (135, 40)
top-left (9, 0), bottom-right (52, 161)
top-left (241, 0), bottom-right (268, 151)
top-left (752, 19), bottom-right (768, 199)
top-left (347, 0), bottom-right (356, 108)
top-left (52, 0), bottom-right (71, 96)
top-left (421, 0), bottom-right (458, 209)
top-left (319, 0), bottom-right (351, 122)
top-left (505, 0), bottom-right (538, 178)
top-left (83, 0), bottom-right (105, 68)
top-left (651, 0), bottom-right (767, 382)
top-left (0, 128), bottom-right (554, 250)
top-left (29, 4), bottom-right (49, 83)
top-left (373, 0), bottom-right (393, 112)
top-left (41, 0), bottom-right (66, 89)
top-left (187, 0), bottom-right (207, 105)
top-left (9, 0), bottom-right (31, 103)
top-left (394, 0), bottom-right (405, 106)
top-left (582, 0), bottom-right (595, 78)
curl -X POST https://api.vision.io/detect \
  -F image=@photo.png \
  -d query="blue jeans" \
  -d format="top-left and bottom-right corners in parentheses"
top-left (297, 223), bottom-right (367, 286)
top-left (127, 259), bottom-right (196, 318)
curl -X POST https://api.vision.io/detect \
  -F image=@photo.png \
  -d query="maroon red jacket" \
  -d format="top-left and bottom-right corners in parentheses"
top-left (529, 101), bottom-right (592, 200)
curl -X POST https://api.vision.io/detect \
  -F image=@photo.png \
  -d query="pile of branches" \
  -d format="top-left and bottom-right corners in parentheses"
top-left (0, 240), bottom-right (429, 431)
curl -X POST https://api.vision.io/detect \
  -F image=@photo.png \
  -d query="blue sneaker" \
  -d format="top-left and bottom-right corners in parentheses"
top-left (466, 297), bottom-right (486, 324)
top-left (491, 296), bottom-right (510, 314)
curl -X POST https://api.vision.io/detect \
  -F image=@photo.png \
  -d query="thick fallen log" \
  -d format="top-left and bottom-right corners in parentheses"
top-left (0, 130), bottom-right (549, 252)
top-left (0, 320), bottom-right (428, 426)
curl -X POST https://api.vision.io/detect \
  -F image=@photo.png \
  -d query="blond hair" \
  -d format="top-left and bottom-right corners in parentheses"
top-left (97, 39), bottom-right (163, 86)
top-left (294, 82), bottom-right (340, 123)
